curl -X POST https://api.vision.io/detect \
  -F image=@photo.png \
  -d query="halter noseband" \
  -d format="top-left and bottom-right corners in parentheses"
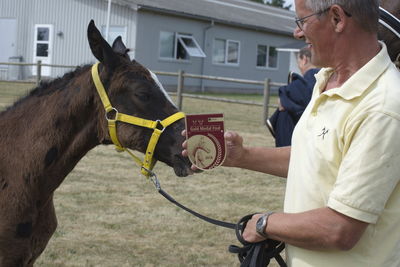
top-left (91, 63), bottom-right (185, 177)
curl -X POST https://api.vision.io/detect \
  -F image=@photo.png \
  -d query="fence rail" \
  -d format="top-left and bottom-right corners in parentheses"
top-left (0, 61), bottom-right (285, 123)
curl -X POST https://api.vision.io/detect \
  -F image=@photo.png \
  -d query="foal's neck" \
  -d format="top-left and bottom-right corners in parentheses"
top-left (0, 66), bottom-right (102, 200)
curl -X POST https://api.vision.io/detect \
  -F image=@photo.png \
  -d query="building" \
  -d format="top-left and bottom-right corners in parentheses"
top-left (0, 0), bottom-right (302, 92)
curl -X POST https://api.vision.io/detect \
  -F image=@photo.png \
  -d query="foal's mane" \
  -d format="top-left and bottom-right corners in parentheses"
top-left (2, 57), bottom-right (155, 116)
top-left (2, 65), bottom-right (91, 113)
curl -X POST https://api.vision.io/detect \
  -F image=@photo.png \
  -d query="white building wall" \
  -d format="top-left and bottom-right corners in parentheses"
top-left (1, 0), bottom-right (138, 78)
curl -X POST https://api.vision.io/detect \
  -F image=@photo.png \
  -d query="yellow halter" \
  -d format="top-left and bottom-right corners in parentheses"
top-left (91, 63), bottom-right (185, 177)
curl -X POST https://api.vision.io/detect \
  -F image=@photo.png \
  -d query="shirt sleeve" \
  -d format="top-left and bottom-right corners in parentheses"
top-left (328, 111), bottom-right (400, 224)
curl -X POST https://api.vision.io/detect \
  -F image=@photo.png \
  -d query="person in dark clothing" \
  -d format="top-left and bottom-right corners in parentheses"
top-left (266, 46), bottom-right (319, 147)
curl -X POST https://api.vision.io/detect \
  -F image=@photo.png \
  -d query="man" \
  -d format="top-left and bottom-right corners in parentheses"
top-left (182, 0), bottom-right (400, 265)
top-left (267, 46), bottom-right (319, 147)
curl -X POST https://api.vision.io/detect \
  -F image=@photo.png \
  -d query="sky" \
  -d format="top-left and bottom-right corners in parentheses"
top-left (286, 0), bottom-right (295, 11)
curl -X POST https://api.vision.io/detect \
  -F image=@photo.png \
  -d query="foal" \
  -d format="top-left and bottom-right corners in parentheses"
top-left (0, 20), bottom-right (191, 266)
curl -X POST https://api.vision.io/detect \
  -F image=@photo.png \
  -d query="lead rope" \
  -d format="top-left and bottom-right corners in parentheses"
top-left (228, 214), bottom-right (286, 267)
top-left (149, 171), bottom-right (286, 267)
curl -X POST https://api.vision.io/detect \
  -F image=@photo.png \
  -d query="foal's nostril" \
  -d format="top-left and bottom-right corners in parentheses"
top-left (172, 154), bottom-right (192, 177)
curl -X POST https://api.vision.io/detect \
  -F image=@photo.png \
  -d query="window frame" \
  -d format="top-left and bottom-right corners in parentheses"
top-left (256, 44), bottom-right (279, 69)
top-left (212, 38), bottom-right (240, 66)
top-left (32, 24), bottom-right (53, 76)
top-left (176, 33), bottom-right (206, 58)
top-left (159, 31), bottom-right (205, 61)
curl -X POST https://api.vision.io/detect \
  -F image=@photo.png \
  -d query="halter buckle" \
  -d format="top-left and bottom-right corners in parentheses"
top-left (105, 107), bottom-right (118, 122)
top-left (155, 120), bottom-right (166, 132)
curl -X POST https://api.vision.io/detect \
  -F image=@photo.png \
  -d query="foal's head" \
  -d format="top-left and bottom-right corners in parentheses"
top-left (87, 20), bottom-right (191, 177)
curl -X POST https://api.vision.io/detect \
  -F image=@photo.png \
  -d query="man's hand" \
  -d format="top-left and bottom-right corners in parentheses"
top-left (181, 130), bottom-right (246, 171)
top-left (242, 213), bottom-right (268, 243)
top-left (222, 131), bottom-right (245, 167)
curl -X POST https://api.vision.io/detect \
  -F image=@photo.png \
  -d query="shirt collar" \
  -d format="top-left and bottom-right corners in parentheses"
top-left (314, 42), bottom-right (392, 100)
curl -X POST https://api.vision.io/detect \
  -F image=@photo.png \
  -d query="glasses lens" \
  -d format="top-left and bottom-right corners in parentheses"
top-left (295, 19), bottom-right (303, 30)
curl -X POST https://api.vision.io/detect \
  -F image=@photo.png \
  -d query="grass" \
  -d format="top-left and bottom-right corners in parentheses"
top-left (0, 81), bottom-right (285, 266)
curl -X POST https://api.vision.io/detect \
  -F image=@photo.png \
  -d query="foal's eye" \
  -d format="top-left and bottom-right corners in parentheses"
top-left (134, 92), bottom-right (150, 102)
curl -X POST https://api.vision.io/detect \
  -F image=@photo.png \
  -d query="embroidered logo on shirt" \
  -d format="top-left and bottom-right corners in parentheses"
top-left (318, 127), bottom-right (329, 139)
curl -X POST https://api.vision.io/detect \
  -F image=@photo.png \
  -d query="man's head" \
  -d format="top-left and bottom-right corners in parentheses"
top-left (294, 0), bottom-right (379, 67)
top-left (302, 0), bottom-right (379, 33)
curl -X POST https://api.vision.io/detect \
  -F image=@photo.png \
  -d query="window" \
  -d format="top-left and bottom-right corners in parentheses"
top-left (159, 31), bottom-right (205, 60)
top-left (160, 31), bottom-right (175, 58)
top-left (33, 24), bottom-right (53, 76)
top-left (257, 45), bottom-right (278, 68)
top-left (212, 39), bottom-right (240, 65)
top-left (101, 25), bottom-right (127, 45)
top-left (35, 27), bottom-right (50, 57)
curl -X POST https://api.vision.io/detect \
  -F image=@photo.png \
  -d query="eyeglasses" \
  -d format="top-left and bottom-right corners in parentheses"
top-left (295, 7), bottom-right (352, 31)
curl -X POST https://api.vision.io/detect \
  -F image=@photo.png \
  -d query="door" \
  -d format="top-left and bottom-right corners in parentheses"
top-left (32, 24), bottom-right (53, 76)
top-left (0, 18), bottom-right (17, 62)
top-left (0, 18), bottom-right (17, 79)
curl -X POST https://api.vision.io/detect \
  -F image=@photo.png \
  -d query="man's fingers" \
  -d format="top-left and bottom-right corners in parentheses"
top-left (225, 131), bottom-right (242, 145)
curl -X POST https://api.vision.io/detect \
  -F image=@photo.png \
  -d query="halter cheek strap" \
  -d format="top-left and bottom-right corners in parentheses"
top-left (91, 62), bottom-right (185, 177)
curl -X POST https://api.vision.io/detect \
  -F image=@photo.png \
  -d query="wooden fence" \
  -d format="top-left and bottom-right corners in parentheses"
top-left (0, 61), bottom-right (285, 123)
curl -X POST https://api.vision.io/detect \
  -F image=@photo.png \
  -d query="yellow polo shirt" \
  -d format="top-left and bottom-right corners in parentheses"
top-left (284, 43), bottom-right (400, 266)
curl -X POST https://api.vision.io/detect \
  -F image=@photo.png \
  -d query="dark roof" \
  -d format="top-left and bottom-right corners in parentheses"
top-left (112, 0), bottom-right (296, 36)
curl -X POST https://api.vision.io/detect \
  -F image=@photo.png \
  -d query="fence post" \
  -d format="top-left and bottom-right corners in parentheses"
top-left (263, 78), bottom-right (271, 125)
top-left (36, 60), bottom-right (42, 86)
top-left (176, 70), bottom-right (184, 110)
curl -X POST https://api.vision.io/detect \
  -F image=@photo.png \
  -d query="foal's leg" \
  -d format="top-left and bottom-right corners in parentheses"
top-left (28, 196), bottom-right (58, 266)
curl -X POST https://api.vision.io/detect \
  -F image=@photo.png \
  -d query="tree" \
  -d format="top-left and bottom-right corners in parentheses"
top-left (248, 0), bottom-right (265, 3)
top-left (267, 0), bottom-right (292, 9)
top-left (248, 0), bottom-right (292, 10)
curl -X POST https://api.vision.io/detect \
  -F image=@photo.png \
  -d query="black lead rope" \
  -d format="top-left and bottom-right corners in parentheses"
top-left (228, 214), bottom-right (287, 267)
top-left (157, 188), bottom-right (237, 230)
top-left (150, 173), bottom-right (286, 267)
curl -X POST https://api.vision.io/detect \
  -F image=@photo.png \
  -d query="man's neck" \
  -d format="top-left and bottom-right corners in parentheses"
top-left (324, 34), bottom-right (380, 91)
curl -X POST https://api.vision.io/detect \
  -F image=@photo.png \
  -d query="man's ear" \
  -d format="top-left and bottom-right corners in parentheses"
top-left (330, 5), bottom-right (346, 32)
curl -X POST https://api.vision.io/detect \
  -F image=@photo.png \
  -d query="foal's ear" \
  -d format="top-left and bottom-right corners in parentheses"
top-left (87, 20), bottom-right (118, 68)
top-left (112, 36), bottom-right (131, 60)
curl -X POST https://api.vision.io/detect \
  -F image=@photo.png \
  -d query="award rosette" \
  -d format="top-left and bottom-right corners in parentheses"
top-left (185, 113), bottom-right (226, 170)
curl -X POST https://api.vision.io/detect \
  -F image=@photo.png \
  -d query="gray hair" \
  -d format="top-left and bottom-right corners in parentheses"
top-left (305, 0), bottom-right (379, 33)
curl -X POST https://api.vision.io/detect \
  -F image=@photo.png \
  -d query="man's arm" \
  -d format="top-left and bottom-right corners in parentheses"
top-left (244, 207), bottom-right (369, 251)
top-left (182, 131), bottom-right (291, 178)
top-left (231, 142), bottom-right (291, 178)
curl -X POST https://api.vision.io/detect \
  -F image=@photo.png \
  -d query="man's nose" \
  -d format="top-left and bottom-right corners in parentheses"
top-left (293, 26), bottom-right (305, 40)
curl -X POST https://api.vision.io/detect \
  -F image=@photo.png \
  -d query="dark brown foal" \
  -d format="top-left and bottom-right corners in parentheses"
top-left (0, 20), bottom-right (191, 266)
